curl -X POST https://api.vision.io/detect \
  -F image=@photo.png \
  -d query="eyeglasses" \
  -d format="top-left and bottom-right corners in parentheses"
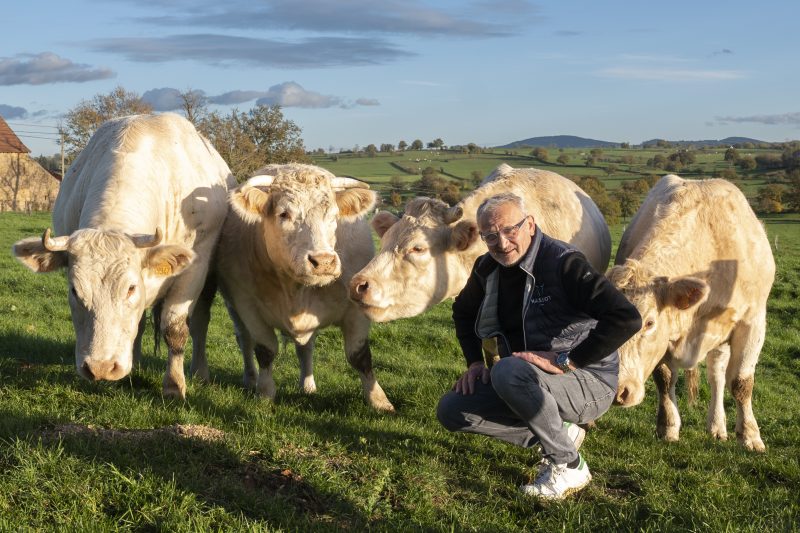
top-left (479, 216), bottom-right (529, 246)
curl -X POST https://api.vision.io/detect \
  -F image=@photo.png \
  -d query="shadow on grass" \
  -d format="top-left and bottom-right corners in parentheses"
top-left (0, 332), bottom-right (72, 366)
top-left (7, 413), bottom-right (367, 529)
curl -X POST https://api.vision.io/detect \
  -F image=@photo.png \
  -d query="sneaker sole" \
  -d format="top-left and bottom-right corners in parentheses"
top-left (538, 473), bottom-right (593, 500)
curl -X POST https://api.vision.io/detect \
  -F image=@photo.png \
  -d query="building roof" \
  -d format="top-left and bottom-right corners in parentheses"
top-left (0, 115), bottom-right (30, 154)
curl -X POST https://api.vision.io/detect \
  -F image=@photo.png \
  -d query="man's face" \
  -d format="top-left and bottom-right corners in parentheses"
top-left (478, 202), bottom-right (534, 267)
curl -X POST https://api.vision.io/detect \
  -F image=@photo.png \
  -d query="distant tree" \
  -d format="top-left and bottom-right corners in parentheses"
top-left (664, 160), bottom-right (683, 173)
top-left (756, 184), bottom-right (785, 213)
top-left (466, 142), bottom-right (481, 154)
top-left (585, 156), bottom-right (597, 167)
top-left (470, 170), bottom-right (483, 188)
top-left (781, 142), bottom-right (800, 170)
top-left (669, 150), bottom-right (696, 166)
top-left (428, 138), bottom-right (444, 150)
top-left (620, 155), bottom-right (635, 165)
top-left (577, 176), bottom-right (620, 224)
top-left (200, 104), bottom-right (307, 180)
top-left (724, 147), bottom-right (739, 162)
top-left (614, 187), bottom-right (639, 219)
top-left (556, 154), bottom-right (570, 165)
top-left (737, 155), bottom-right (757, 172)
top-left (410, 139), bottom-right (423, 150)
top-left (390, 190), bottom-right (402, 208)
top-left (590, 148), bottom-right (603, 159)
top-left (365, 144), bottom-right (378, 157)
top-left (605, 164), bottom-right (619, 176)
top-left (34, 154), bottom-right (61, 173)
top-left (62, 85), bottom-right (153, 161)
top-left (380, 143), bottom-right (394, 153)
top-left (784, 169), bottom-right (800, 211)
top-left (620, 142), bottom-right (631, 149)
top-left (718, 168), bottom-right (739, 181)
top-left (648, 154), bottom-right (667, 169)
top-left (531, 147), bottom-right (549, 162)
top-left (179, 88), bottom-right (207, 126)
top-left (645, 174), bottom-right (660, 188)
top-left (655, 139), bottom-right (671, 148)
top-left (398, 140), bottom-right (408, 151)
top-left (755, 154), bottom-right (783, 170)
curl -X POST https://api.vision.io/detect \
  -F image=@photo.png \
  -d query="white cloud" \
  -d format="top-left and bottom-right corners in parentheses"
top-left (0, 52), bottom-right (115, 86)
top-left (255, 82), bottom-right (341, 108)
top-left (0, 104), bottom-right (28, 119)
top-left (716, 112), bottom-right (800, 126)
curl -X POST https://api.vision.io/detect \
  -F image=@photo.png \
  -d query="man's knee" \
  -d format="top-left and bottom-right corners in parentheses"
top-left (491, 357), bottom-right (535, 395)
top-left (436, 392), bottom-right (467, 432)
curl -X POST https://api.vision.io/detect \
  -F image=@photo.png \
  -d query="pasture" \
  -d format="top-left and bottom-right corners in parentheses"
top-left (1, 211), bottom-right (798, 531)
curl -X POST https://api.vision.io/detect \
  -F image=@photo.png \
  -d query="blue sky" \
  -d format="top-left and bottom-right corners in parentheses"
top-left (2, 0), bottom-right (799, 156)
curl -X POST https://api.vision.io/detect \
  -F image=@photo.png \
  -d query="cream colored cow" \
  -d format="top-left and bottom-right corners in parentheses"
top-left (349, 163), bottom-right (611, 322)
top-left (195, 164), bottom-right (394, 411)
top-left (13, 113), bottom-right (236, 398)
top-left (608, 175), bottom-right (774, 451)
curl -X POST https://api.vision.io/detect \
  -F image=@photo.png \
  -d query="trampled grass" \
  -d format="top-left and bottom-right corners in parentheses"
top-left (0, 211), bottom-right (798, 531)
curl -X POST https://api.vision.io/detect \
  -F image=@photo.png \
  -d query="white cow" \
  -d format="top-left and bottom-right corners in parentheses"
top-left (194, 163), bottom-right (394, 411)
top-left (349, 163), bottom-right (611, 322)
top-left (608, 175), bottom-right (774, 451)
top-left (13, 113), bottom-right (236, 398)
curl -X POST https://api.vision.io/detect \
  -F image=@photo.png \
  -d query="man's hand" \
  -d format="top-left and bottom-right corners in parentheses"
top-left (512, 350), bottom-right (569, 374)
top-left (454, 361), bottom-right (489, 395)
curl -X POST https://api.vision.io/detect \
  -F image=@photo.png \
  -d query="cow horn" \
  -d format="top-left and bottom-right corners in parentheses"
top-left (246, 175), bottom-right (275, 188)
top-left (42, 228), bottom-right (69, 251)
top-left (331, 177), bottom-right (369, 190)
top-left (444, 205), bottom-right (464, 224)
top-left (132, 227), bottom-right (163, 248)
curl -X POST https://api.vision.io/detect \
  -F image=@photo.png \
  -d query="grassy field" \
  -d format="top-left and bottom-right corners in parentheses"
top-left (1, 211), bottom-right (799, 531)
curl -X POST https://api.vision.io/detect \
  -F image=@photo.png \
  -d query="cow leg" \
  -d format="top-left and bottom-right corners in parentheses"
top-left (254, 331), bottom-right (279, 399)
top-left (188, 273), bottom-right (217, 382)
top-left (342, 311), bottom-right (394, 412)
top-left (653, 361), bottom-right (681, 441)
top-left (224, 301), bottom-right (259, 390)
top-left (706, 344), bottom-right (730, 441)
top-left (295, 334), bottom-right (317, 394)
top-left (728, 316), bottom-right (766, 452)
top-left (162, 314), bottom-right (189, 400)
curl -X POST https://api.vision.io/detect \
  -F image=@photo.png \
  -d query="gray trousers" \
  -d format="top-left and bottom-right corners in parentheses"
top-left (436, 356), bottom-right (616, 465)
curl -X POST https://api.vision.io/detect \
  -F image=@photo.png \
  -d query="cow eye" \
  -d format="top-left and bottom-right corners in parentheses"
top-left (279, 211), bottom-right (291, 220)
top-left (644, 318), bottom-right (655, 330)
top-left (410, 246), bottom-right (427, 254)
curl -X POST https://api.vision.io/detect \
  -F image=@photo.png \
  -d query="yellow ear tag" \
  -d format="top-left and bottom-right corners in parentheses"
top-left (154, 262), bottom-right (173, 276)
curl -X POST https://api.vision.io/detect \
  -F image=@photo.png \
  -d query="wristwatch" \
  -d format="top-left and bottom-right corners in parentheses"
top-left (556, 351), bottom-right (571, 373)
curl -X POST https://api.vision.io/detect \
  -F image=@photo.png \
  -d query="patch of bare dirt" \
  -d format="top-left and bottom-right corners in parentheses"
top-left (39, 423), bottom-right (224, 443)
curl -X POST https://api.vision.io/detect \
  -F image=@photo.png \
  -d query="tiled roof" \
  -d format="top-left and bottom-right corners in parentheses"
top-left (0, 115), bottom-right (30, 153)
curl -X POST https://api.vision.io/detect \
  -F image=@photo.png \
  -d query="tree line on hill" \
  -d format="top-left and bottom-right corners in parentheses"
top-left (54, 86), bottom-right (800, 220)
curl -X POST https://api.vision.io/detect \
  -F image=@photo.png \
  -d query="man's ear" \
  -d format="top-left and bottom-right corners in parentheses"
top-left (13, 237), bottom-right (68, 273)
top-left (663, 276), bottom-right (709, 310)
top-left (371, 211), bottom-right (399, 238)
top-left (230, 183), bottom-right (271, 224)
top-left (336, 188), bottom-right (377, 220)
top-left (449, 220), bottom-right (478, 251)
top-left (142, 245), bottom-right (195, 278)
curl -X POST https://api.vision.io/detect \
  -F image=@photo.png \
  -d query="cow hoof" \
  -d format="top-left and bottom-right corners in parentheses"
top-left (301, 376), bottom-right (317, 394)
top-left (709, 428), bottom-right (728, 441)
top-left (243, 371), bottom-right (258, 390)
top-left (370, 398), bottom-right (396, 413)
top-left (739, 434), bottom-right (766, 453)
top-left (191, 367), bottom-right (210, 383)
top-left (257, 376), bottom-right (277, 399)
top-left (657, 426), bottom-right (680, 442)
top-left (162, 382), bottom-right (186, 400)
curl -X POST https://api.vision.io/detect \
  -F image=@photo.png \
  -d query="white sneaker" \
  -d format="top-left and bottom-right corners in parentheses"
top-left (519, 455), bottom-right (592, 499)
top-left (564, 422), bottom-right (586, 451)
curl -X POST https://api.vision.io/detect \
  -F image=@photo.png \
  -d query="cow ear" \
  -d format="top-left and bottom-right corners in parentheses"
top-left (449, 220), bottom-right (478, 251)
top-left (336, 188), bottom-right (377, 220)
top-left (664, 277), bottom-right (709, 310)
top-left (142, 245), bottom-right (195, 278)
top-left (230, 184), bottom-right (271, 223)
top-left (13, 237), bottom-right (68, 273)
top-left (371, 211), bottom-right (399, 238)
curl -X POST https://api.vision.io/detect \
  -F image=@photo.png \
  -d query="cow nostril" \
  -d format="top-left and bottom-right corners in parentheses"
top-left (81, 361), bottom-right (95, 380)
top-left (356, 281), bottom-right (369, 294)
top-left (308, 254), bottom-right (319, 268)
top-left (616, 386), bottom-right (630, 404)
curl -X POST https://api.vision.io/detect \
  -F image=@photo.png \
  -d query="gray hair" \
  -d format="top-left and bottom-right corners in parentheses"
top-left (476, 192), bottom-right (527, 221)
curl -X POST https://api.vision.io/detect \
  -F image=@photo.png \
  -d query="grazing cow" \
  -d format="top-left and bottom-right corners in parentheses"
top-left (349, 163), bottom-right (611, 322)
top-left (608, 175), bottom-right (774, 451)
top-left (198, 163), bottom-right (394, 411)
top-left (12, 113), bottom-right (235, 398)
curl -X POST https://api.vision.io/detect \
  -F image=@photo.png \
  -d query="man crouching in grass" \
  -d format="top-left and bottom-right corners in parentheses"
top-left (437, 192), bottom-right (641, 499)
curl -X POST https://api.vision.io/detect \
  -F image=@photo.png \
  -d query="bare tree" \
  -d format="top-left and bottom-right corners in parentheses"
top-left (179, 89), bottom-right (208, 126)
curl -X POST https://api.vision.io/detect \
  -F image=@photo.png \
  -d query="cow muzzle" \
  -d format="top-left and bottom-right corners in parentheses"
top-left (78, 358), bottom-right (130, 381)
top-left (307, 252), bottom-right (340, 277)
top-left (614, 380), bottom-right (645, 407)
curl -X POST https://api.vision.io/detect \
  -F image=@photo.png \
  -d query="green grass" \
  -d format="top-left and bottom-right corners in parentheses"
top-left (1, 211), bottom-right (799, 530)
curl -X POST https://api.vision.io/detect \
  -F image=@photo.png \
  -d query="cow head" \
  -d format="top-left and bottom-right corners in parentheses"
top-left (607, 259), bottom-right (709, 407)
top-left (349, 197), bottom-right (480, 322)
top-left (230, 164), bottom-right (376, 287)
top-left (13, 227), bottom-right (194, 381)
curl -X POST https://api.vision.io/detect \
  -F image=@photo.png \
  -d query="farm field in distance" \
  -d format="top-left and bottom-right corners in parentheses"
top-left (0, 202), bottom-right (798, 529)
